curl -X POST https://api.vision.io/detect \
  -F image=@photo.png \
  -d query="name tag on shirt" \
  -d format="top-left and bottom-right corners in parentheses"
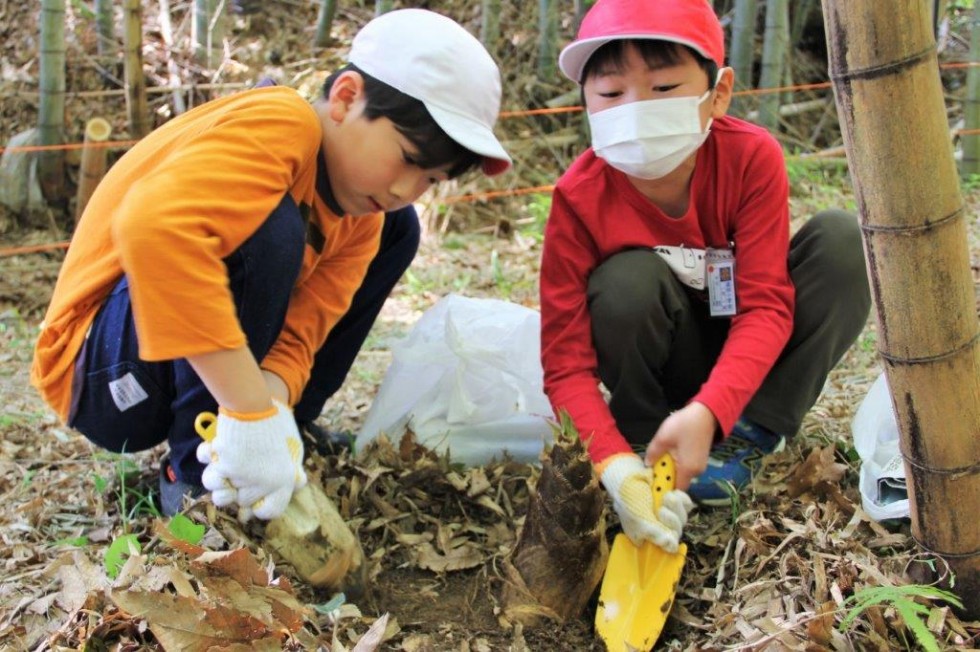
top-left (706, 247), bottom-right (737, 317)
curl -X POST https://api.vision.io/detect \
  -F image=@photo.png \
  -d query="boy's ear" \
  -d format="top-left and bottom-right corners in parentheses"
top-left (710, 67), bottom-right (734, 119)
top-left (327, 70), bottom-right (366, 123)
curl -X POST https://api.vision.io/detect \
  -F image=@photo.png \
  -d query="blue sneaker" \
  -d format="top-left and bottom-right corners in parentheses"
top-left (688, 418), bottom-right (786, 506)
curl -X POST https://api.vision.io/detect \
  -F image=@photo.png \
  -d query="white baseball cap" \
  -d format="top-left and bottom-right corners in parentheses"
top-left (349, 9), bottom-right (512, 176)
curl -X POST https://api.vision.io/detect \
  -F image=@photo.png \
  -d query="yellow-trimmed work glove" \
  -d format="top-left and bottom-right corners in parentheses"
top-left (599, 454), bottom-right (693, 553)
top-left (196, 400), bottom-right (307, 521)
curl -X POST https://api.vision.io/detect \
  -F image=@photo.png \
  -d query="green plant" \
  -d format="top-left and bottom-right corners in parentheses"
top-left (104, 533), bottom-right (141, 579)
top-left (167, 513), bottom-right (206, 545)
top-left (518, 192), bottom-right (552, 243)
top-left (839, 584), bottom-right (963, 652)
top-left (490, 249), bottom-right (512, 299)
top-left (93, 452), bottom-right (161, 528)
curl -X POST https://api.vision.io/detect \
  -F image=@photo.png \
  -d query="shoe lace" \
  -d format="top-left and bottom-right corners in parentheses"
top-left (708, 432), bottom-right (757, 463)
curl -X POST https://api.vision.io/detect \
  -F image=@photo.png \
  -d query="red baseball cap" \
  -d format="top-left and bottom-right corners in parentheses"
top-left (558, 0), bottom-right (725, 84)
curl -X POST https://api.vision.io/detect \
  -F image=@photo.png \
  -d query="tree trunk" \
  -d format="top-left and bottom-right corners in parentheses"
top-left (314, 0), bottom-right (337, 48)
top-left (536, 0), bottom-right (559, 83)
top-left (758, 0), bottom-right (789, 132)
top-left (193, 0), bottom-right (225, 69)
top-left (75, 117), bottom-right (111, 224)
top-left (823, 0), bottom-right (980, 619)
top-left (123, 0), bottom-right (150, 139)
top-left (729, 0), bottom-right (758, 117)
top-left (94, 0), bottom-right (114, 60)
top-left (38, 0), bottom-right (66, 202)
top-left (480, 0), bottom-right (501, 51)
top-left (961, 0), bottom-right (980, 177)
top-left (499, 414), bottom-right (609, 626)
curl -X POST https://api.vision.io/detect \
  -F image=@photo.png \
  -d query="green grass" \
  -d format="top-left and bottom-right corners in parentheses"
top-left (839, 584), bottom-right (963, 652)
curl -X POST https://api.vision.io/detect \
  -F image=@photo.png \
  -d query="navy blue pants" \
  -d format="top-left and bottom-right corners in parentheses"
top-left (68, 198), bottom-right (420, 484)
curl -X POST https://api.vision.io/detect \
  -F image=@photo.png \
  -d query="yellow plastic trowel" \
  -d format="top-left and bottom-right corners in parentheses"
top-left (595, 455), bottom-right (687, 652)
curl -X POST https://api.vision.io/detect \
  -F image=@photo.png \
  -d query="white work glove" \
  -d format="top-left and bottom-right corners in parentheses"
top-left (196, 400), bottom-right (307, 521)
top-left (599, 454), bottom-right (694, 553)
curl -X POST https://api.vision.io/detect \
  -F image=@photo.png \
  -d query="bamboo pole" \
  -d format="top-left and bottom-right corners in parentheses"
top-left (158, 0), bottom-right (186, 115)
top-left (38, 0), bottom-right (66, 202)
top-left (193, 0), bottom-right (226, 69)
top-left (822, 0), bottom-right (980, 618)
top-left (536, 0), bottom-right (559, 82)
top-left (75, 118), bottom-right (112, 224)
top-left (480, 0), bottom-right (501, 51)
top-left (94, 0), bottom-right (114, 60)
top-left (729, 0), bottom-right (758, 117)
top-left (123, 0), bottom-right (150, 139)
top-left (314, 0), bottom-right (337, 48)
top-left (758, 0), bottom-right (789, 132)
top-left (961, 0), bottom-right (980, 177)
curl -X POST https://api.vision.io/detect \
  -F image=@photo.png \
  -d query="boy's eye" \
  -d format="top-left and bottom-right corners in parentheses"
top-left (652, 84), bottom-right (681, 93)
top-left (402, 151), bottom-right (419, 166)
top-left (597, 90), bottom-right (622, 99)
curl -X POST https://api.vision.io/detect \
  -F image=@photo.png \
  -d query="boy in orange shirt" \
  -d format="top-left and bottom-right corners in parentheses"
top-left (32, 9), bottom-right (511, 519)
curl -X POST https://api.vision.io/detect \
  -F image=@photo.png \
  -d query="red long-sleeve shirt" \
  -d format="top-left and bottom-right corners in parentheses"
top-left (540, 115), bottom-right (794, 464)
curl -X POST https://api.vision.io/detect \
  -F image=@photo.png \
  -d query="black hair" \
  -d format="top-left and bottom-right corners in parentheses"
top-left (322, 63), bottom-right (481, 179)
top-left (580, 39), bottom-right (718, 89)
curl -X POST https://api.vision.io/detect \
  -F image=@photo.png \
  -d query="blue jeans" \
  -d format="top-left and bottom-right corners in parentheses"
top-left (68, 196), bottom-right (419, 484)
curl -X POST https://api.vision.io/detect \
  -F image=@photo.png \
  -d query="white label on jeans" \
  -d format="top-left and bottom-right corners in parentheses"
top-left (108, 372), bottom-right (149, 412)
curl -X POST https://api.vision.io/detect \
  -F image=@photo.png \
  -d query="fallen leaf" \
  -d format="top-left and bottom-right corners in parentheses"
top-left (786, 446), bottom-right (848, 498)
top-left (414, 542), bottom-right (484, 572)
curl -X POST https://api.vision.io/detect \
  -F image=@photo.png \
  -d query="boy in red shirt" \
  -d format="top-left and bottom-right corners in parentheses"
top-left (540, 0), bottom-right (870, 547)
top-left (32, 9), bottom-right (511, 520)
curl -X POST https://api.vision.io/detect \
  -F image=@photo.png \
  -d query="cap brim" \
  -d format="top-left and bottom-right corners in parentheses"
top-left (425, 104), bottom-right (512, 177)
top-left (559, 34), bottom-right (714, 83)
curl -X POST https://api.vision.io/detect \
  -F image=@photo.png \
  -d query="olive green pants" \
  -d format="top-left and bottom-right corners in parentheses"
top-left (587, 210), bottom-right (872, 443)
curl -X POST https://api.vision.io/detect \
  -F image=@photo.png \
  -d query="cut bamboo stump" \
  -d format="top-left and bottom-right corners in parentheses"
top-left (75, 117), bottom-right (111, 224)
top-left (263, 481), bottom-right (366, 594)
top-left (500, 422), bottom-right (609, 626)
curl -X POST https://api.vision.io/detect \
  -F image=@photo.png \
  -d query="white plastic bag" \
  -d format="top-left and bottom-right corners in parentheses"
top-left (852, 372), bottom-right (910, 521)
top-left (358, 294), bottom-right (554, 465)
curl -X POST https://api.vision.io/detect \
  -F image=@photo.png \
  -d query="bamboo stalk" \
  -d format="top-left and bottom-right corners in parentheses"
top-left (38, 0), bottom-right (66, 202)
top-left (536, 0), bottom-right (559, 82)
top-left (158, 0), bottom-right (186, 115)
top-left (75, 117), bottom-right (111, 224)
top-left (123, 0), bottom-right (150, 138)
top-left (729, 0), bottom-right (758, 117)
top-left (480, 0), bottom-right (501, 51)
top-left (192, 0), bottom-right (226, 69)
top-left (758, 0), bottom-right (789, 132)
top-left (314, 0), bottom-right (337, 48)
top-left (961, 0), bottom-right (980, 176)
top-left (823, 0), bottom-right (980, 618)
top-left (94, 0), bottom-right (114, 60)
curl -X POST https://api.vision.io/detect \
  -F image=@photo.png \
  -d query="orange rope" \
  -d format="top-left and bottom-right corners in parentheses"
top-left (441, 184), bottom-right (554, 204)
top-left (0, 241), bottom-right (70, 257)
top-left (499, 106), bottom-right (583, 118)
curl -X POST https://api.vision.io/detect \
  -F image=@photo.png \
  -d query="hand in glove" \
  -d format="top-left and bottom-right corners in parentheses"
top-left (599, 454), bottom-right (694, 553)
top-left (195, 400), bottom-right (307, 521)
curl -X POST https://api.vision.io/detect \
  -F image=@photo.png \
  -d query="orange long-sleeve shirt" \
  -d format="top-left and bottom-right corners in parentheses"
top-left (31, 86), bottom-right (383, 420)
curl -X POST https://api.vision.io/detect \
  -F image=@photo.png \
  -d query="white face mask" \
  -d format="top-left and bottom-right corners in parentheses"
top-left (588, 87), bottom-right (714, 180)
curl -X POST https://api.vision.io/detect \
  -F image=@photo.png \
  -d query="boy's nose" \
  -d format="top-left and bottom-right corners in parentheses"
top-left (390, 168), bottom-right (430, 204)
